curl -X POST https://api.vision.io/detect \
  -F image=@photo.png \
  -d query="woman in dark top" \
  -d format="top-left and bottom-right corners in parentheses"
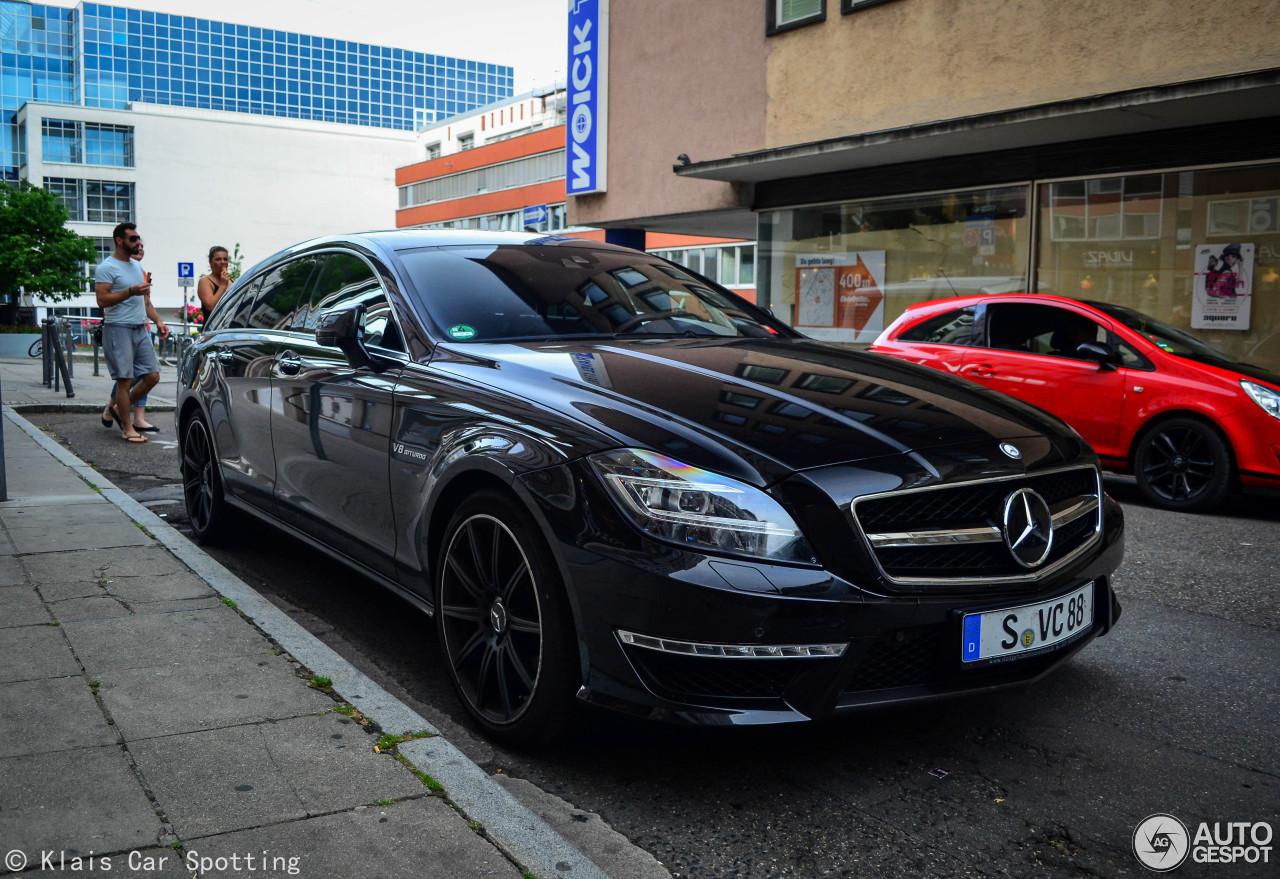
top-left (197, 246), bottom-right (231, 325)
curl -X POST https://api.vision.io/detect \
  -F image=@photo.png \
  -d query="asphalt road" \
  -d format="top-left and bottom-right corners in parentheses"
top-left (25, 410), bottom-right (1280, 878)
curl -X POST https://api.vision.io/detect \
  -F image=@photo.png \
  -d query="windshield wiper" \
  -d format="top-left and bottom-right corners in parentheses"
top-left (612, 310), bottom-right (688, 334)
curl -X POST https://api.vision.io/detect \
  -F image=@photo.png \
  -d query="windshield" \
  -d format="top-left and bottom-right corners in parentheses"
top-left (1086, 301), bottom-right (1238, 364)
top-left (394, 244), bottom-right (786, 343)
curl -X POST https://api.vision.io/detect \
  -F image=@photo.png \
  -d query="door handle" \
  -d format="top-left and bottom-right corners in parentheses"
top-left (277, 353), bottom-right (302, 376)
top-left (963, 363), bottom-right (996, 378)
top-left (214, 350), bottom-right (235, 364)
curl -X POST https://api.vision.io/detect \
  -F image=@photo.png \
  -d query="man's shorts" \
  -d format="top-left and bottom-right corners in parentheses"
top-left (102, 323), bottom-right (159, 382)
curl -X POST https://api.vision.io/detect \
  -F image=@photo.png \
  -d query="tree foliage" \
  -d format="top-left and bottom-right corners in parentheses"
top-left (0, 181), bottom-right (99, 305)
top-left (228, 242), bottom-right (245, 281)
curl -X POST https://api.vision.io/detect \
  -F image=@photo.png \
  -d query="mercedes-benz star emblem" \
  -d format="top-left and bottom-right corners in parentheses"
top-left (1002, 488), bottom-right (1054, 568)
top-left (999, 442), bottom-right (1022, 460)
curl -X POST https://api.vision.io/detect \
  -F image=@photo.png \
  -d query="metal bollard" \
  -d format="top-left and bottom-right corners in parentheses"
top-left (62, 320), bottom-right (74, 378)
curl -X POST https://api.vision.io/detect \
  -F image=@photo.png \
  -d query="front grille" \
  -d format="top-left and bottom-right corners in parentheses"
top-left (844, 626), bottom-right (950, 691)
top-left (853, 465), bottom-right (1101, 585)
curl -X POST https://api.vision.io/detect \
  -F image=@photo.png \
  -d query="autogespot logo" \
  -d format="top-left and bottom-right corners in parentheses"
top-left (1134, 814), bottom-right (1190, 871)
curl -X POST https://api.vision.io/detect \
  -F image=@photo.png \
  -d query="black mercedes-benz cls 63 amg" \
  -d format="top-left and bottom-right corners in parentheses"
top-left (177, 231), bottom-right (1122, 745)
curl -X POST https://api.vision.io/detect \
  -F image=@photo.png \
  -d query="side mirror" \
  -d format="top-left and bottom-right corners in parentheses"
top-left (315, 302), bottom-right (385, 372)
top-left (1076, 342), bottom-right (1118, 372)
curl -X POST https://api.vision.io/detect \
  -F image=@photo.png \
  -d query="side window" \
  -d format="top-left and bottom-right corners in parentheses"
top-left (899, 307), bottom-right (976, 345)
top-left (249, 255), bottom-right (323, 331)
top-left (223, 277), bottom-right (263, 330)
top-left (307, 252), bottom-right (404, 353)
top-left (985, 303), bottom-right (1106, 359)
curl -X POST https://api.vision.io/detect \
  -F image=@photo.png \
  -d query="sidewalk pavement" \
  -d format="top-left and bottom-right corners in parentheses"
top-left (0, 398), bottom-right (664, 877)
top-left (0, 355), bottom-right (176, 414)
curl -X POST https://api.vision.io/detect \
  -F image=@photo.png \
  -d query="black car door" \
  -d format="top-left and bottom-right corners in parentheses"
top-left (270, 251), bottom-right (406, 578)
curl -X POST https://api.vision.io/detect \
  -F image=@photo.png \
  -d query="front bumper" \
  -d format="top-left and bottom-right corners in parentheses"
top-left (521, 465), bottom-right (1125, 726)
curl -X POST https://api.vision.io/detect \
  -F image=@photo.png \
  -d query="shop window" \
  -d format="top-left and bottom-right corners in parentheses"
top-left (1036, 163), bottom-right (1280, 373)
top-left (767, 0), bottom-right (825, 35)
top-left (759, 184), bottom-right (1030, 345)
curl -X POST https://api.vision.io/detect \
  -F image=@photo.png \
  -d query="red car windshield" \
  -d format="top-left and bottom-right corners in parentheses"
top-left (1085, 301), bottom-right (1236, 364)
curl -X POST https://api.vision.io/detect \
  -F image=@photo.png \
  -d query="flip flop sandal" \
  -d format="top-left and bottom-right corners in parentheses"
top-left (133, 424), bottom-right (160, 433)
top-left (122, 434), bottom-right (148, 443)
top-left (101, 412), bottom-right (114, 428)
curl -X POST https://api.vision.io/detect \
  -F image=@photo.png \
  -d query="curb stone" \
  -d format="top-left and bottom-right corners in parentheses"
top-left (3, 406), bottom-right (614, 879)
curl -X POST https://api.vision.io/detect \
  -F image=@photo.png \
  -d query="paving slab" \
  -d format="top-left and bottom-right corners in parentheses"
top-left (61, 606), bottom-right (272, 675)
top-left (128, 724), bottom-right (311, 838)
top-left (0, 554), bottom-right (26, 585)
top-left (23, 545), bottom-right (190, 583)
top-left (104, 570), bottom-right (216, 603)
top-left (36, 579), bottom-right (107, 602)
top-left (0, 745), bottom-right (163, 858)
top-left (0, 624), bottom-right (81, 683)
top-left (0, 502), bottom-right (122, 530)
top-left (0, 583), bottom-right (51, 627)
top-left (97, 654), bottom-right (333, 741)
top-left (5, 518), bottom-right (150, 553)
top-left (260, 713), bottom-right (426, 812)
top-left (128, 595), bottom-right (226, 614)
top-left (0, 676), bottom-right (118, 758)
top-left (47, 595), bottom-right (132, 621)
top-left (186, 798), bottom-right (523, 879)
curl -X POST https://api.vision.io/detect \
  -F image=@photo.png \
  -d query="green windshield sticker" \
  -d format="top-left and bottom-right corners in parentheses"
top-left (448, 325), bottom-right (477, 340)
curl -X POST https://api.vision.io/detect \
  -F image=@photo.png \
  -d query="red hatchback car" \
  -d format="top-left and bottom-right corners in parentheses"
top-left (871, 294), bottom-right (1280, 512)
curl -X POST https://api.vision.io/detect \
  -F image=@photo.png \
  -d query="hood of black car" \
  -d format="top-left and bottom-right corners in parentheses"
top-left (432, 337), bottom-right (1090, 484)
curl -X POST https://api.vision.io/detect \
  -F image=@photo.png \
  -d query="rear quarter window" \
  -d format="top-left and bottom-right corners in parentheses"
top-left (899, 307), bottom-right (976, 344)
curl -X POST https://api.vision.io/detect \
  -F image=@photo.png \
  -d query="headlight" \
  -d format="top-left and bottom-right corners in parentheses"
top-left (1242, 380), bottom-right (1280, 420)
top-left (589, 448), bottom-right (816, 564)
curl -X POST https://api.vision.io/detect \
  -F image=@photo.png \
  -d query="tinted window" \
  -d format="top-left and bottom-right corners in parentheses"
top-left (394, 245), bottom-right (783, 342)
top-left (220, 277), bottom-right (263, 330)
top-left (250, 256), bottom-right (323, 331)
top-left (306, 253), bottom-right (379, 329)
top-left (899, 307), bottom-right (976, 345)
top-left (307, 252), bottom-right (404, 353)
top-left (984, 303), bottom-right (1105, 359)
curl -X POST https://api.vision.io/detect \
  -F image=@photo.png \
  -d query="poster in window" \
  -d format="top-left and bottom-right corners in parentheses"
top-left (794, 251), bottom-right (885, 342)
top-left (1191, 242), bottom-right (1254, 330)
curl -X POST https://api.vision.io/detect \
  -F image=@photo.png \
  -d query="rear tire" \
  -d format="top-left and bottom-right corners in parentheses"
top-left (435, 490), bottom-right (576, 747)
top-left (181, 413), bottom-right (230, 543)
top-left (1133, 416), bottom-right (1234, 512)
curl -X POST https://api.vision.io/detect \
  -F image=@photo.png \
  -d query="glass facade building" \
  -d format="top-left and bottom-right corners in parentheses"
top-left (1, 1), bottom-right (513, 179)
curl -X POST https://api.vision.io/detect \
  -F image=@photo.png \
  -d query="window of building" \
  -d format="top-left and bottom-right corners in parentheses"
top-left (841, 0), bottom-right (901, 13)
top-left (84, 123), bottom-right (134, 167)
top-left (41, 119), bottom-right (81, 163)
top-left (425, 141), bottom-right (441, 159)
top-left (85, 180), bottom-right (135, 223)
top-left (759, 185), bottom-right (1030, 344)
top-left (767, 0), bottom-right (826, 35)
top-left (43, 176), bottom-right (83, 220)
top-left (649, 243), bottom-right (757, 290)
top-left (398, 149), bottom-right (565, 208)
top-left (1036, 164), bottom-right (1280, 372)
top-left (457, 132), bottom-right (474, 151)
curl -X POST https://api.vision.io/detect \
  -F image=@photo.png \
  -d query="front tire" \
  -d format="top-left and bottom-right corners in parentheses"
top-left (181, 413), bottom-right (230, 542)
top-left (435, 491), bottom-right (576, 746)
top-left (1133, 416), bottom-right (1234, 512)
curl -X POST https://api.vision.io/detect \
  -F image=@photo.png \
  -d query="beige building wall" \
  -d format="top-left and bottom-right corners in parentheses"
top-left (569, 0), bottom-right (769, 229)
top-left (770, 0), bottom-right (1280, 147)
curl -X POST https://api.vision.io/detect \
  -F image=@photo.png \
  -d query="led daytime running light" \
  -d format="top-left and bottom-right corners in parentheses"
top-left (618, 630), bottom-right (846, 658)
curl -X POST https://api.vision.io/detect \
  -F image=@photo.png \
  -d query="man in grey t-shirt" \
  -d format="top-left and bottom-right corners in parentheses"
top-left (95, 222), bottom-right (159, 443)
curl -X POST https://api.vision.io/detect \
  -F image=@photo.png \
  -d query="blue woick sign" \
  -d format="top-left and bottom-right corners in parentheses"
top-left (565, 0), bottom-right (608, 195)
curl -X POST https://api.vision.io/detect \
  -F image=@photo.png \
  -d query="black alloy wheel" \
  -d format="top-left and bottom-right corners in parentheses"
top-left (1133, 416), bottom-right (1234, 512)
top-left (181, 414), bottom-right (229, 542)
top-left (436, 492), bottom-right (574, 745)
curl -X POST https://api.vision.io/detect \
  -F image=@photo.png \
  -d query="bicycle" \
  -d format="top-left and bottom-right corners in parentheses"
top-left (28, 336), bottom-right (42, 358)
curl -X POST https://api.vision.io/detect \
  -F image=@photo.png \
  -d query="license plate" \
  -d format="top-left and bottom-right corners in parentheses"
top-left (961, 584), bottom-right (1093, 663)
